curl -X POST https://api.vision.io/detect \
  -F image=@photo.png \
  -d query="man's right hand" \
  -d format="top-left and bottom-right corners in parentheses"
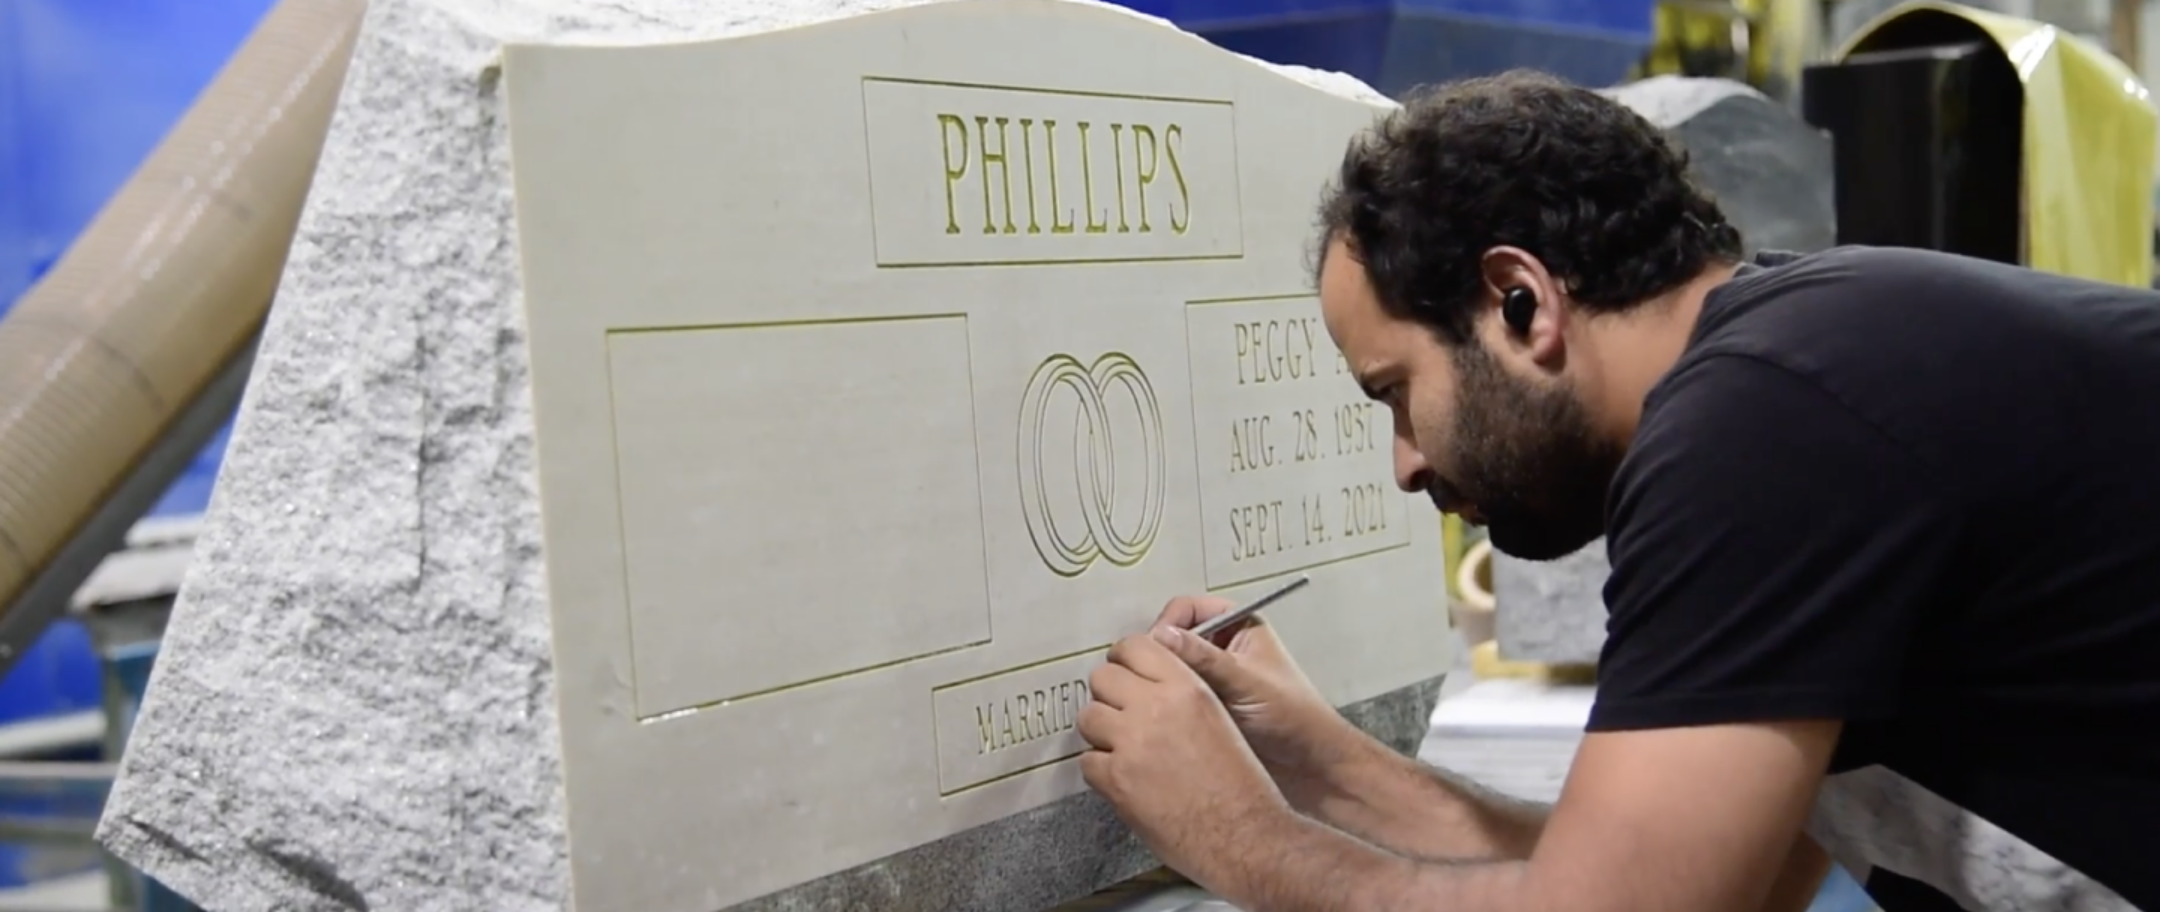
top-left (1145, 594), bottom-right (1357, 779)
top-left (1148, 593), bottom-right (1559, 866)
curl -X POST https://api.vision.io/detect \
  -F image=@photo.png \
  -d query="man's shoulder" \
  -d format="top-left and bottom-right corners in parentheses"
top-left (1685, 244), bottom-right (2160, 370)
top-left (1640, 245), bottom-right (2154, 480)
top-left (1682, 245), bottom-right (2009, 367)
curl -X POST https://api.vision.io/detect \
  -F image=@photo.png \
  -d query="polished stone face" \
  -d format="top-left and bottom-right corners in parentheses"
top-left (507, 4), bottom-right (1454, 910)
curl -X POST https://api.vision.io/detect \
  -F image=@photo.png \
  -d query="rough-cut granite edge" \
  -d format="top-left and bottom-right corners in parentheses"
top-left (1600, 74), bottom-right (1769, 128)
top-left (1491, 542), bottom-right (1610, 666)
top-left (721, 675), bottom-right (1445, 912)
top-left (96, 0), bottom-right (1402, 910)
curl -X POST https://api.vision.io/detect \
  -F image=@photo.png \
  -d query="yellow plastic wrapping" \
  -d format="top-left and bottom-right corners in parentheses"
top-left (1838, 1), bottom-right (2159, 288)
top-left (0, 0), bottom-right (364, 619)
top-left (1636, 0), bottom-right (1825, 102)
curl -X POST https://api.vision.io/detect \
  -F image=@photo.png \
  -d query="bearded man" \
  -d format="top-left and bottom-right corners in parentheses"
top-left (1074, 68), bottom-right (2160, 912)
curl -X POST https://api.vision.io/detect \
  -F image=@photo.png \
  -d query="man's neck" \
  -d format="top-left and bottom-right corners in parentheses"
top-left (1586, 260), bottom-right (1743, 441)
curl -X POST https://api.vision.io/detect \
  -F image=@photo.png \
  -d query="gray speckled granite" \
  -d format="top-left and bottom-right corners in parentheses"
top-left (91, 1), bottom-right (1422, 910)
top-left (1491, 544), bottom-right (1611, 666)
top-left (1493, 78), bottom-right (1834, 666)
top-left (1617, 77), bottom-right (1837, 256)
top-left (1809, 766), bottom-right (2133, 911)
top-left (729, 677), bottom-right (1443, 912)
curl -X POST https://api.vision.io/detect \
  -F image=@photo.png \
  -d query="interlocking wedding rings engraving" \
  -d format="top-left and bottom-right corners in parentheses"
top-left (1017, 353), bottom-right (1167, 576)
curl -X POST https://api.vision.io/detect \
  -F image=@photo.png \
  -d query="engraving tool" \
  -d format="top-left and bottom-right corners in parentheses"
top-left (1190, 574), bottom-right (1311, 640)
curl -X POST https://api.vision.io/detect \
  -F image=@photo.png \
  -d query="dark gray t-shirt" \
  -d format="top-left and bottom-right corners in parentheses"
top-left (1586, 246), bottom-right (2160, 909)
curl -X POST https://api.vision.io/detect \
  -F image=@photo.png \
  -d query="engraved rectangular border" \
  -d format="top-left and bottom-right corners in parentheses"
top-left (1185, 293), bottom-right (1414, 589)
top-left (929, 643), bottom-right (1110, 796)
top-left (859, 75), bottom-right (1245, 269)
top-left (603, 314), bottom-right (996, 724)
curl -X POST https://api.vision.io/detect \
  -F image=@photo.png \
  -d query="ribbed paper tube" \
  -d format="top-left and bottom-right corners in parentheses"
top-left (0, 0), bottom-right (366, 616)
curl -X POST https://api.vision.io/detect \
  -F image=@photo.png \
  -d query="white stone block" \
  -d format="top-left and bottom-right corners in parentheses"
top-left (97, 2), bottom-right (1455, 910)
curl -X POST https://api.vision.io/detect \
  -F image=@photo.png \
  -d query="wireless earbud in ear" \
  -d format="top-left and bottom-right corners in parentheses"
top-left (1501, 286), bottom-right (1537, 334)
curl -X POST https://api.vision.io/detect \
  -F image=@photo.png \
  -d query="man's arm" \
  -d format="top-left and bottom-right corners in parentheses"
top-left (1273, 711), bottom-right (1547, 860)
top-left (1197, 719), bottom-right (1842, 912)
top-left (1265, 693), bottom-right (1831, 910)
top-left (1092, 355), bottom-right (1944, 910)
top-left (1139, 598), bottom-right (1548, 861)
top-left (1765, 833), bottom-right (1835, 912)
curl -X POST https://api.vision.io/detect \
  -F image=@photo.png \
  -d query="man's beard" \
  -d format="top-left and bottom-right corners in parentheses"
top-left (1441, 343), bottom-right (1625, 561)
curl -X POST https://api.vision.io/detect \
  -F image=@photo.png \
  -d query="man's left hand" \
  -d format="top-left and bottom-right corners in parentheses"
top-left (1079, 627), bottom-right (1292, 882)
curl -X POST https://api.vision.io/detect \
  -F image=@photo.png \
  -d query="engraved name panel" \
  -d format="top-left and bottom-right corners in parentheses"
top-left (1185, 295), bottom-right (1412, 588)
top-left (861, 78), bottom-right (1243, 266)
top-left (931, 648), bottom-right (1106, 794)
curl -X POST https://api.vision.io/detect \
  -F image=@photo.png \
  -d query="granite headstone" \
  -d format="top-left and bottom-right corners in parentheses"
top-left (95, 1), bottom-right (1456, 910)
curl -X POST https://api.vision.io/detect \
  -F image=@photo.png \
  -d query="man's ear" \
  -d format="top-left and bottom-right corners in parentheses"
top-left (1478, 246), bottom-right (1567, 367)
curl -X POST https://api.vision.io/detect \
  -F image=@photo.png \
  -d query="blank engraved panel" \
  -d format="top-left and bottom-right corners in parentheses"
top-left (1185, 296), bottom-right (1411, 588)
top-left (606, 317), bottom-right (991, 717)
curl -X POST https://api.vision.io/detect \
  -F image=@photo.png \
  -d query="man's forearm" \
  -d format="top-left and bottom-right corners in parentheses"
top-left (1275, 718), bottom-right (1548, 861)
top-left (1204, 805), bottom-right (1532, 912)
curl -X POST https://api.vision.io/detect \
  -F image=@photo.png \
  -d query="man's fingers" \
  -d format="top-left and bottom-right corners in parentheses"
top-left (1221, 614), bottom-right (1276, 652)
top-left (1079, 749), bottom-right (1112, 794)
top-left (1155, 625), bottom-right (1252, 696)
top-left (1088, 661), bottom-right (1144, 710)
top-left (1153, 594), bottom-right (1238, 632)
top-left (1077, 699), bottom-right (1119, 750)
top-left (1108, 631), bottom-right (1194, 684)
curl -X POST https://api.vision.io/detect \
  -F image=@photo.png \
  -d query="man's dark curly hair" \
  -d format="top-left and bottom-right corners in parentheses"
top-left (1314, 69), bottom-right (1744, 344)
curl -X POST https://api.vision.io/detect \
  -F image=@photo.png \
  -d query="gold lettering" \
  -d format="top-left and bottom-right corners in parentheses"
top-left (938, 113), bottom-right (970, 235)
top-left (933, 108), bottom-right (1195, 242)
top-left (1045, 120), bottom-right (1075, 234)
top-left (1111, 123), bottom-right (1131, 233)
top-left (1078, 121), bottom-right (1110, 234)
top-left (1165, 123), bottom-right (1190, 234)
top-left (1131, 125), bottom-right (1158, 233)
top-left (1019, 118), bottom-right (1043, 234)
top-left (1235, 323), bottom-right (1248, 383)
top-left (1229, 500), bottom-right (1287, 562)
top-left (1293, 408), bottom-right (1321, 462)
top-left (967, 676), bottom-right (1106, 757)
top-left (975, 116), bottom-right (1018, 235)
top-left (1237, 318), bottom-right (1323, 384)
top-left (1230, 415), bottom-right (1274, 473)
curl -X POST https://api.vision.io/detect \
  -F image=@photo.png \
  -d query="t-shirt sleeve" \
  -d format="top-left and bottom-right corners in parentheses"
top-left (1586, 353), bottom-right (1964, 732)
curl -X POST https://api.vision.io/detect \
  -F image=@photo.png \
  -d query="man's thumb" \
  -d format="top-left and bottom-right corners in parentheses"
top-left (1154, 625), bottom-right (1252, 695)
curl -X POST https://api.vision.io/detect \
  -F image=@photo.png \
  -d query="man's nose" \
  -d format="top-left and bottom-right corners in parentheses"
top-left (1392, 432), bottom-right (1430, 493)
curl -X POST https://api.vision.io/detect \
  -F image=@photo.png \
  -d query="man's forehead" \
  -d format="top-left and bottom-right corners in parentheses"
top-left (1316, 246), bottom-right (1384, 348)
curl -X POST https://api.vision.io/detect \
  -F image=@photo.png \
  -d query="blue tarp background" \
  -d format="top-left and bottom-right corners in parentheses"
top-left (1, 0), bottom-right (281, 520)
top-left (0, 0), bottom-right (278, 747)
